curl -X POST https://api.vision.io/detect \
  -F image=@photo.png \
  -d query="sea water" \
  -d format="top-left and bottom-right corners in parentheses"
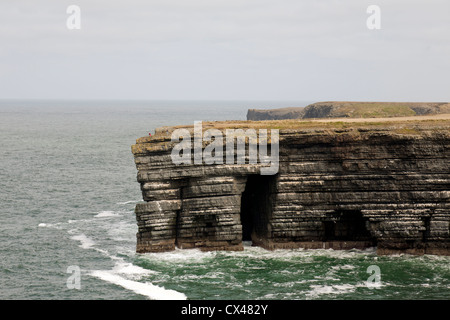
top-left (0, 100), bottom-right (449, 300)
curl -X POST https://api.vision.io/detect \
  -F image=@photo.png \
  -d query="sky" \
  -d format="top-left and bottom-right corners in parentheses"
top-left (1, 0), bottom-right (449, 101)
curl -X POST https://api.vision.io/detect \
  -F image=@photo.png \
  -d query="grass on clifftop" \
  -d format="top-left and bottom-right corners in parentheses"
top-left (187, 116), bottom-right (450, 132)
top-left (303, 101), bottom-right (450, 118)
top-left (336, 103), bottom-right (417, 118)
top-left (142, 115), bottom-right (450, 143)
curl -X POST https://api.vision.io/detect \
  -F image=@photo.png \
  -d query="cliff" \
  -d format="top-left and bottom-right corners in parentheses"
top-left (247, 107), bottom-right (305, 121)
top-left (247, 101), bottom-right (450, 120)
top-left (131, 117), bottom-right (450, 255)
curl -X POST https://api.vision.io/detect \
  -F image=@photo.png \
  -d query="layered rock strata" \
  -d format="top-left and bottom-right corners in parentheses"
top-left (132, 122), bottom-right (450, 255)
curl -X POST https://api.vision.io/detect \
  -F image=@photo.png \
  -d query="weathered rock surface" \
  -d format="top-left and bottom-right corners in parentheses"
top-left (132, 120), bottom-right (450, 255)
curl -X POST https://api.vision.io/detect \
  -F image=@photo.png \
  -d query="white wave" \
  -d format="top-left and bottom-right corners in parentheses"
top-left (223, 245), bottom-right (300, 261)
top-left (70, 234), bottom-right (96, 249)
top-left (315, 275), bottom-right (341, 282)
top-left (116, 200), bottom-right (140, 205)
top-left (90, 270), bottom-right (186, 300)
top-left (112, 260), bottom-right (158, 278)
top-left (221, 245), bottom-right (375, 263)
top-left (306, 283), bottom-right (359, 298)
top-left (330, 264), bottom-right (356, 271)
top-left (141, 247), bottom-right (214, 264)
top-left (262, 293), bottom-right (278, 299)
top-left (94, 210), bottom-right (121, 218)
top-left (69, 232), bottom-right (126, 258)
top-left (302, 247), bottom-right (377, 259)
top-left (69, 231), bottom-right (178, 299)
top-left (37, 222), bottom-right (66, 229)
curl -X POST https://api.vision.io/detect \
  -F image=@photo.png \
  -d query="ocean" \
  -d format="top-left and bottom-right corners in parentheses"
top-left (0, 100), bottom-right (449, 300)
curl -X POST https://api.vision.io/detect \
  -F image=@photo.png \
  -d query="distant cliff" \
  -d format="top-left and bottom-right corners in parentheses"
top-left (132, 117), bottom-right (450, 255)
top-left (246, 107), bottom-right (305, 121)
top-left (247, 101), bottom-right (450, 120)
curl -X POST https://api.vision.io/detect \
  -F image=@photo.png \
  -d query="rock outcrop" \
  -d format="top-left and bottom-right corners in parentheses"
top-left (131, 119), bottom-right (450, 255)
top-left (247, 101), bottom-right (450, 120)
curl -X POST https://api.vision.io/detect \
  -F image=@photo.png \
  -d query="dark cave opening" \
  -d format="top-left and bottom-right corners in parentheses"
top-left (322, 210), bottom-right (375, 243)
top-left (240, 175), bottom-right (274, 243)
top-left (422, 216), bottom-right (431, 242)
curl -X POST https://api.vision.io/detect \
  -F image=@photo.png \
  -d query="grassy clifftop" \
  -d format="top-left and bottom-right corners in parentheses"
top-left (302, 101), bottom-right (450, 118)
top-left (141, 114), bottom-right (450, 146)
top-left (247, 101), bottom-right (450, 120)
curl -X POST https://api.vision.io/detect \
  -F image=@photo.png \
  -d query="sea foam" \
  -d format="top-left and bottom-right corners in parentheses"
top-left (90, 270), bottom-right (187, 300)
top-left (94, 211), bottom-right (120, 218)
top-left (70, 233), bottom-right (96, 249)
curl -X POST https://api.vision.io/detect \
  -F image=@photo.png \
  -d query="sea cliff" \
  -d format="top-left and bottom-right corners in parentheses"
top-left (131, 117), bottom-right (450, 255)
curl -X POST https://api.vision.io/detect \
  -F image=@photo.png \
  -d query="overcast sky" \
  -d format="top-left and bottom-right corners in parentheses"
top-left (1, 0), bottom-right (449, 101)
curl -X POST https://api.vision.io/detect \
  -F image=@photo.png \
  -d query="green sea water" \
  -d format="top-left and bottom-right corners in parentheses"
top-left (0, 100), bottom-right (449, 300)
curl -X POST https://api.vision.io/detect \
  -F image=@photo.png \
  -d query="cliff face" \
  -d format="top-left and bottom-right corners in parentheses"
top-left (131, 121), bottom-right (450, 255)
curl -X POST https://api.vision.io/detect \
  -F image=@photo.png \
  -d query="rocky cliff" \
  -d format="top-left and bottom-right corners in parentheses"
top-left (247, 101), bottom-right (450, 120)
top-left (131, 119), bottom-right (450, 255)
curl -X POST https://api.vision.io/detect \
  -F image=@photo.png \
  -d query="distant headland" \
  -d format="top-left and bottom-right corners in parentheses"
top-left (247, 101), bottom-right (450, 121)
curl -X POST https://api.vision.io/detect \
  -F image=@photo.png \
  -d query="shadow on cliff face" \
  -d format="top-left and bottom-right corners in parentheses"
top-left (239, 177), bottom-right (378, 249)
top-left (240, 175), bottom-right (275, 244)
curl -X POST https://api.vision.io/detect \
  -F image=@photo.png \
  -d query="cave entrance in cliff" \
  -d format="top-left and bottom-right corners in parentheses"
top-left (240, 175), bottom-right (274, 244)
top-left (322, 210), bottom-right (376, 244)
